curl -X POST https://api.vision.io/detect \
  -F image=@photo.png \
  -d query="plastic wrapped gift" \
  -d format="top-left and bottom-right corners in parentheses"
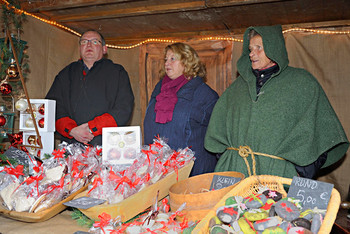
top-left (0, 143), bottom-right (102, 222)
top-left (75, 137), bottom-right (195, 222)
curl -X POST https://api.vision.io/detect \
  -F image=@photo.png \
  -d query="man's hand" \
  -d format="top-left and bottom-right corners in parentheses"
top-left (69, 123), bottom-right (94, 144)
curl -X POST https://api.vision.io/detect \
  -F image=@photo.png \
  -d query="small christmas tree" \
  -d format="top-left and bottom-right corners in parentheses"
top-left (0, 0), bottom-right (29, 147)
top-left (1, 0), bottom-right (29, 110)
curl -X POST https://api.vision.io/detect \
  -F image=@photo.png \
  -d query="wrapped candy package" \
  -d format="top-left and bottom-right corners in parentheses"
top-left (0, 143), bottom-right (102, 222)
top-left (75, 137), bottom-right (195, 222)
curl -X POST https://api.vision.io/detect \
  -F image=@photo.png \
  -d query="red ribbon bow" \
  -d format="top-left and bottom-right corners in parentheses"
top-left (1, 164), bottom-right (24, 179)
top-left (52, 149), bottom-right (66, 159)
top-left (93, 212), bottom-right (112, 234)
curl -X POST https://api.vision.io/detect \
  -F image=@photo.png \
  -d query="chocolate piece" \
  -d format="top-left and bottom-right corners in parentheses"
top-left (291, 217), bottom-right (311, 230)
top-left (243, 209), bottom-right (268, 221)
top-left (210, 224), bottom-right (231, 234)
top-left (209, 216), bottom-right (223, 228)
top-left (274, 200), bottom-right (300, 221)
top-left (288, 226), bottom-right (313, 234)
top-left (244, 194), bottom-right (267, 209)
top-left (310, 213), bottom-right (323, 233)
top-left (263, 190), bottom-right (282, 202)
top-left (268, 204), bottom-right (277, 217)
top-left (279, 220), bottom-right (293, 232)
top-left (216, 206), bottom-right (238, 224)
top-left (225, 196), bottom-right (236, 206)
top-left (261, 198), bottom-right (276, 212)
top-left (262, 226), bottom-right (285, 233)
top-left (253, 216), bottom-right (280, 231)
top-left (300, 209), bottom-right (313, 220)
top-left (238, 217), bottom-right (256, 234)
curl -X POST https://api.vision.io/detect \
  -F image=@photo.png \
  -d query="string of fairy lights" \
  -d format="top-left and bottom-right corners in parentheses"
top-left (2, 0), bottom-right (350, 50)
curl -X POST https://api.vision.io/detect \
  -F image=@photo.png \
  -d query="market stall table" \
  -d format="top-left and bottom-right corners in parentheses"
top-left (0, 210), bottom-right (90, 234)
top-left (332, 208), bottom-right (350, 233)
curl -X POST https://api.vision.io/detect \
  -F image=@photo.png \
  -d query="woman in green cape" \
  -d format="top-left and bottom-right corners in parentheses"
top-left (204, 25), bottom-right (349, 179)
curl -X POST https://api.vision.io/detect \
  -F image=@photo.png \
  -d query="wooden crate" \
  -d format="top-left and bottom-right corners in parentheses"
top-left (0, 185), bottom-right (87, 222)
top-left (74, 160), bottom-right (194, 222)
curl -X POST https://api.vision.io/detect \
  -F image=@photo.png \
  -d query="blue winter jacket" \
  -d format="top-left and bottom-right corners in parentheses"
top-left (143, 76), bottom-right (219, 176)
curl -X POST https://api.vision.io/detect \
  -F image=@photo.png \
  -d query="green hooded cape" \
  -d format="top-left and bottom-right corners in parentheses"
top-left (204, 25), bottom-right (349, 178)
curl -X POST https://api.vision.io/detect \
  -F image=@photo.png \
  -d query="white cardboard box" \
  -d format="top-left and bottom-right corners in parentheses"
top-left (19, 99), bottom-right (56, 132)
top-left (23, 131), bottom-right (54, 158)
top-left (102, 126), bottom-right (141, 165)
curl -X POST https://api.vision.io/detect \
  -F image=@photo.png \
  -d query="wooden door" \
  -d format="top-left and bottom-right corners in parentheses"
top-left (139, 40), bottom-right (233, 130)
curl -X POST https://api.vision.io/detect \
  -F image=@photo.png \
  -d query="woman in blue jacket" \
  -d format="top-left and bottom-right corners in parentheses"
top-left (143, 42), bottom-right (219, 176)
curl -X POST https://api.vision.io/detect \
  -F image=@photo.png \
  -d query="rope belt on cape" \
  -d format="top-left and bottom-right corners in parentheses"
top-left (227, 146), bottom-right (285, 177)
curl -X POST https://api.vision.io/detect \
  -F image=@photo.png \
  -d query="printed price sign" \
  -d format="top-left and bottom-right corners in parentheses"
top-left (63, 196), bottom-right (106, 209)
top-left (209, 175), bottom-right (242, 191)
top-left (287, 176), bottom-right (333, 210)
top-left (3, 146), bottom-right (29, 166)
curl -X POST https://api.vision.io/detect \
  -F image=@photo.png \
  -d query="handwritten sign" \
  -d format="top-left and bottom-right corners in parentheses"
top-left (63, 196), bottom-right (106, 209)
top-left (287, 176), bottom-right (333, 210)
top-left (209, 175), bottom-right (241, 191)
top-left (3, 146), bottom-right (30, 166)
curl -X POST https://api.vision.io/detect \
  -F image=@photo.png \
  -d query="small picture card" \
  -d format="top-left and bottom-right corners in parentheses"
top-left (63, 196), bottom-right (106, 209)
top-left (209, 175), bottom-right (242, 191)
top-left (102, 126), bottom-right (141, 165)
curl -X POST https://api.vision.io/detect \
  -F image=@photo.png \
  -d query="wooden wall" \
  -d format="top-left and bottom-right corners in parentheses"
top-left (2, 15), bottom-right (350, 201)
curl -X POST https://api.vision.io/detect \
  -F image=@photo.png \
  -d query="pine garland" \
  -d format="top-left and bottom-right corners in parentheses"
top-left (0, 152), bottom-right (19, 166)
top-left (71, 208), bottom-right (95, 228)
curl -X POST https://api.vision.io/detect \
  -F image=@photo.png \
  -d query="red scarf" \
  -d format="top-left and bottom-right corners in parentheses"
top-left (154, 74), bottom-right (189, 123)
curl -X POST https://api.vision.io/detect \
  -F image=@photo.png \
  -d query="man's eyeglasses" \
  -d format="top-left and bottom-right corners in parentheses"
top-left (79, 39), bottom-right (102, 45)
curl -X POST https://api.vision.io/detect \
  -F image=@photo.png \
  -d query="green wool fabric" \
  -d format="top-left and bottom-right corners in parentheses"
top-left (204, 25), bottom-right (349, 178)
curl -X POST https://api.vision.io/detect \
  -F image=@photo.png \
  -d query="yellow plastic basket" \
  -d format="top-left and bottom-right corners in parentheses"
top-left (192, 175), bottom-right (340, 234)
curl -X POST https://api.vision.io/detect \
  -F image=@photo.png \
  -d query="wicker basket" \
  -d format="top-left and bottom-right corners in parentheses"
top-left (192, 175), bottom-right (341, 234)
top-left (169, 171), bottom-right (244, 222)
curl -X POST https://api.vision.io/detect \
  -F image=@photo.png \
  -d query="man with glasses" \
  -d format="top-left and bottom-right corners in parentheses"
top-left (46, 30), bottom-right (134, 145)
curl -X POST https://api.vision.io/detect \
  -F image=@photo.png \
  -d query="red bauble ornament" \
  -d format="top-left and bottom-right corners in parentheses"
top-left (0, 83), bottom-right (12, 95)
top-left (38, 118), bottom-right (45, 128)
top-left (0, 115), bottom-right (6, 126)
top-left (38, 104), bottom-right (45, 115)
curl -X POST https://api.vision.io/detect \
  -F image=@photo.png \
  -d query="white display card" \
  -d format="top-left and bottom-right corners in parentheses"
top-left (102, 126), bottom-right (141, 165)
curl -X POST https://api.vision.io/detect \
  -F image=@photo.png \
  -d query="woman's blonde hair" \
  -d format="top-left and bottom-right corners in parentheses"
top-left (159, 42), bottom-right (206, 80)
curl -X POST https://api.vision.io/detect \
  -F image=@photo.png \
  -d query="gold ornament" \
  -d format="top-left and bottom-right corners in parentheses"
top-left (27, 135), bottom-right (37, 145)
top-left (6, 64), bottom-right (19, 78)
